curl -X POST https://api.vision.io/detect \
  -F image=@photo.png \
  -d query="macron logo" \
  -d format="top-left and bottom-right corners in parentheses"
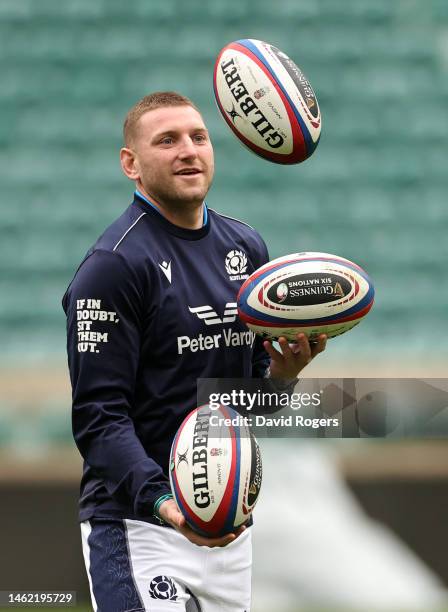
top-left (188, 303), bottom-right (238, 325)
top-left (159, 260), bottom-right (172, 283)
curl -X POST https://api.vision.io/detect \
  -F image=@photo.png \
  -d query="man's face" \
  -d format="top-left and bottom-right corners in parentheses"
top-left (130, 105), bottom-right (215, 209)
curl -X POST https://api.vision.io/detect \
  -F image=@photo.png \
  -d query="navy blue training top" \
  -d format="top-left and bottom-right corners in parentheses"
top-left (63, 193), bottom-right (270, 524)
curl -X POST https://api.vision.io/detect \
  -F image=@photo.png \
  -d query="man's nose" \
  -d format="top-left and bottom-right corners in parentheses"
top-left (178, 137), bottom-right (198, 158)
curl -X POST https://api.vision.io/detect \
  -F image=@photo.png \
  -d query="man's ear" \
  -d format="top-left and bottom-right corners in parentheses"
top-left (120, 147), bottom-right (140, 180)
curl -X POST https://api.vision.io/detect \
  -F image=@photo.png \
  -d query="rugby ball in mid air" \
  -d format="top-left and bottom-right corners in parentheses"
top-left (237, 252), bottom-right (374, 341)
top-left (213, 39), bottom-right (321, 164)
top-left (169, 404), bottom-right (262, 537)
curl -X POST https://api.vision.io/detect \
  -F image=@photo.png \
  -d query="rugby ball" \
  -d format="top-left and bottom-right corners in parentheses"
top-left (237, 252), bottom-right (374, 341)
top-left (213, 39), bottom-right (321, 164)
top-left (169, 404), bottom-right (262, 537)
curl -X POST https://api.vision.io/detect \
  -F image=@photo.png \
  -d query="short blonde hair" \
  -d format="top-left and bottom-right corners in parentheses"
top-left (123, 91), bottom-right (199, 147)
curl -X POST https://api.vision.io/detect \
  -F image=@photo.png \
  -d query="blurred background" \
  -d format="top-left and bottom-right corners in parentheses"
top-left (1, 0), bottom-right (448, 610)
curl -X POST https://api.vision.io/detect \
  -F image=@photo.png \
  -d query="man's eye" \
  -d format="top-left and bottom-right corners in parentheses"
top-left (160, 137), bottom-right (173, 145)
top-left (194, 134), bottom-right (206, 143)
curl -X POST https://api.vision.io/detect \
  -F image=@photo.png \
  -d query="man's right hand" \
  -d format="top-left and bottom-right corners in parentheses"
top-left (158, 499), bottom-right (246, 548)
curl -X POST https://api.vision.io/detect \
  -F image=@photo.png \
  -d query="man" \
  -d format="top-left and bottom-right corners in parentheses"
top-left (63, 91), bottom-right (326, 612)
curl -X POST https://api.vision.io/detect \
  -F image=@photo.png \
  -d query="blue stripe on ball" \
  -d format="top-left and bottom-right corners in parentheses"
top-left (236, 39), bottom-right (316, 155)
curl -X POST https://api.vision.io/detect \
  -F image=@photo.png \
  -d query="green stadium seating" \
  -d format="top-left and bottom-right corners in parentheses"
top-left (0, 0), bottom-right (446, 371)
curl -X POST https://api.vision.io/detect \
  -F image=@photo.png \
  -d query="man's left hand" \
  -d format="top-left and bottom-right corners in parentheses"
top-left (264, 333), bottom-right (327, 380)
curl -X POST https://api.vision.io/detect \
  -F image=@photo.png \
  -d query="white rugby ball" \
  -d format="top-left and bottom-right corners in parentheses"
top-left (213, 39), bottom-right (321, 164)
top-left (237, 252), bottom-right (374, 340)
top-left (169, 404), bottom-right (262, 537)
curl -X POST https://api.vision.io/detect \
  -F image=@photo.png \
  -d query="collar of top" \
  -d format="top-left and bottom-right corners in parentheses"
top-left (133, 190), bottom-right (210, 241)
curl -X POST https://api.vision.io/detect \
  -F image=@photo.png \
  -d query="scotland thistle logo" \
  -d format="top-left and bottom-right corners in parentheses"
top-left (225, 250), bottom-right (247, 275)
top-left (149, 576), bottom-right (178, 600)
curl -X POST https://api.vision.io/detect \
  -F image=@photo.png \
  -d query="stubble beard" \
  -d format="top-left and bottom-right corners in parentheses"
top-left (142, 170), bottom-right (213, 213)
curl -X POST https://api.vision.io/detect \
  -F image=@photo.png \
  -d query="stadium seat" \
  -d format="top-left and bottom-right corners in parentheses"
top-left (0, 0), bottom-right (445, 374)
